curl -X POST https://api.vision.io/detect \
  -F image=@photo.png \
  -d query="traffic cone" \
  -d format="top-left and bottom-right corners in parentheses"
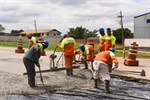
top-left (140, 69), bottom-right (146, 76)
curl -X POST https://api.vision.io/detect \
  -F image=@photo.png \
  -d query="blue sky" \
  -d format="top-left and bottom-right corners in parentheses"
top-left (0, 0), bottom-right (150, 34)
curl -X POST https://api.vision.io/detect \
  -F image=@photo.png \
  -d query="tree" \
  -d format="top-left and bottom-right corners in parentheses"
top-left (84, 30), bottom-right (98, 38)
top-left (0, 24), bottom-right (5, 32)
top-left (112, 28), bottom-right (133, 44)
top-left (67, 26), bottom-right (97, 39)
top-left (10, 29), bottom-right (24, 36)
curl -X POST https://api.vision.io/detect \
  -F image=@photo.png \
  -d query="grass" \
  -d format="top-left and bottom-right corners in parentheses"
top-left (0, 40), bottom-right (150, 58)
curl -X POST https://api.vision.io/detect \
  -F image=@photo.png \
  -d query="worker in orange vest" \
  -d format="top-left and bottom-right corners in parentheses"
top-left (105, 28), bottom-right (116, 50)
top-left (57, 34), bottom-right (76, 76)
top-left (26, 33), bottom-right (37, 49)
top-left (92, 48), bottom-right (118, 93)
top-left (79, 44), bottom-right (95, 69)
top-left (98, 28), bottom-right (106, 52)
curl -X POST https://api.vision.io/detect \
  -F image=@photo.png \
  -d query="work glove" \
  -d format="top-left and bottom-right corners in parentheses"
top-left (81, 56), bottom-right (85, 61)
top-left (75, 49), bottom-right (80, 54)
top-left (114, 64), bottom-right (118, 68)
top-left (112, 64), bottom-right (118, 71)
top-left (57, 44), bottom-right (61, 48)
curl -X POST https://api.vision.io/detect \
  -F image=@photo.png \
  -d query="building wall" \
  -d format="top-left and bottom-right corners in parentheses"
top-left (40, 31), bottom-right (61, 38)
top-left (0, 36), bottom-right (61, 42)
top-left (125, 38), bottom-right (150, 47)
top-left (134, 13), bottom-right (150, 38)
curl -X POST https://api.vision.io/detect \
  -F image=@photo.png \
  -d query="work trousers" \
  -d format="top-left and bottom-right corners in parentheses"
top-left (93, 60), bottom-right (110, 81)
top-left (64, 55), bottom-right (73, 68)
top-left (23, 58), bottom-right (36, 78)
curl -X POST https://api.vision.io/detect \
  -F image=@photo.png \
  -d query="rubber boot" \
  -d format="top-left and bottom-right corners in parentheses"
top-left (94, 79), bottom-right (98, 88)
top-left (91, 61), bottom-right (94, 71)
top-left (66, 68), bottom-right (70, 76)
top-left (28, 77), bottom-right (31, 85)
top-left (105, 80), bottom-right (111, 93)
top-left (70, 67), bottom-right (73, 76)
top-left (84, 61), bottom-right (88, 69)
top-left (30, 77), bottom-right (35, 87)
top-left (108, 64), bottom-right (112, 73)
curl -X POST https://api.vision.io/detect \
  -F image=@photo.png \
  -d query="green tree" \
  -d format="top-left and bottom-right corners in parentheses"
top-left (67, 26), bottom-right (97, 39)
top-left (84, 30), bottom-right (98, 38)
top-left (0, 24), bottom-right (5, 32)
top-left (10, 29), bottom-right (24, 36)
top-left (112, 28), bottom-right (133, 44)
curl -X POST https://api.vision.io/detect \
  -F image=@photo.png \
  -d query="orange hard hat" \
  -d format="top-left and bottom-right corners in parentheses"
top-left (63, 34), bottom-right (68, 38)
top-left (26, 33), bottom-right (31, 38)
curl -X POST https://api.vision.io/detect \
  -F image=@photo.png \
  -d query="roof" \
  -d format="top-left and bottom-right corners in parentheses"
top-left (20, 29), bottom-right (61, 34)
top-left (134, 12), bottom-right (150, 18)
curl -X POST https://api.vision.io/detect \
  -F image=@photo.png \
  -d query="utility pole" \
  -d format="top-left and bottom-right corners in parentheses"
top-left (117, 11), bottom-right (124, 46)
top-left (34, 20), bottom-right (38, 39)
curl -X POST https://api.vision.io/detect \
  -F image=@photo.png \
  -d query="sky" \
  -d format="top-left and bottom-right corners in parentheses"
top-left (0, 0), bottom-right (150, 34)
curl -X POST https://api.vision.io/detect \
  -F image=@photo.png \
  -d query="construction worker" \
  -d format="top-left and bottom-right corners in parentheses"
top-left (79, 44), bottom-right (95, 69)
top-left (98, 28), bottom-right (106, 52)
top-left (23, 40), bottom-right (49, 87)
top-left (57, 34), bottom-right (76, 76)
top-left (26, 33), bottom-right (37, 49)
top-left (93, 48), bottom-right (118, 93)
top-left (105, 28), bottom-right (116, 50)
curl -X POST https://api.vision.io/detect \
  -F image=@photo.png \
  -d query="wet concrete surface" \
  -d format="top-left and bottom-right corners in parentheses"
top-left (0, 77), bottom-right (150, 100)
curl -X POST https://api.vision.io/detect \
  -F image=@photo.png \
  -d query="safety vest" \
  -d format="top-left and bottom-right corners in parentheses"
top-left (105, 35), bottom-right (116, 50)
top-left (81, 46), bottom-right (89, 55)
top-left (99, 34), bottom-right (106, 52)
top-left (30, 37), bottom-right (36, 44)
top-left (28, 37), bottom-right (37, 48)
top-left (38, 43), bottom-right (43, 52)
top-left (61, 37), bottom-right (76, 56)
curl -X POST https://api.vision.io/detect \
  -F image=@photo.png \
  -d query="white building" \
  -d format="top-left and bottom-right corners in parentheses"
top-left (20, 29), bottom-right (61, 38)
top-left (134, 12), bottom-right (150, 38)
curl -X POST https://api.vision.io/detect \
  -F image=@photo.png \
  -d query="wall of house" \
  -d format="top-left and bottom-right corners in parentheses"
top-left (40, 31), bottom-right (61, 38)
top-left (134, 13), bottom-right (150, 38)
top-left (125, 38), bottom-right (150, 47)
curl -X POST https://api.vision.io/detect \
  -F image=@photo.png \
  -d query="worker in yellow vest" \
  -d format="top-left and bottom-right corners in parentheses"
top-left (105, 28), bottom-right (116, 50)
top-left (57, 34), bottom-right (76, 76)
top-left (26, 33), bottom-right (37, 49)
top-left (98, 28), bottom-right (106, 52)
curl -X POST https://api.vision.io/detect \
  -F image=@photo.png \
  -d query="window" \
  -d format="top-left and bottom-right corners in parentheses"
top-left (147, 19), bottom-right (150, 23)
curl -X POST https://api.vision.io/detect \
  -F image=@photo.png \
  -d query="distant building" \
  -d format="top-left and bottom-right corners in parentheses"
top-left (0, 32), bottom-right (6, 35)
top-left (134, 12), bottom-right (150, 38)
top-left (20, 29), bottom-right (61, 38)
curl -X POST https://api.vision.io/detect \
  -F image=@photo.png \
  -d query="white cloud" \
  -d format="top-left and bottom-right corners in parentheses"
top-left (0, 0), bottom-right (149, 33)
